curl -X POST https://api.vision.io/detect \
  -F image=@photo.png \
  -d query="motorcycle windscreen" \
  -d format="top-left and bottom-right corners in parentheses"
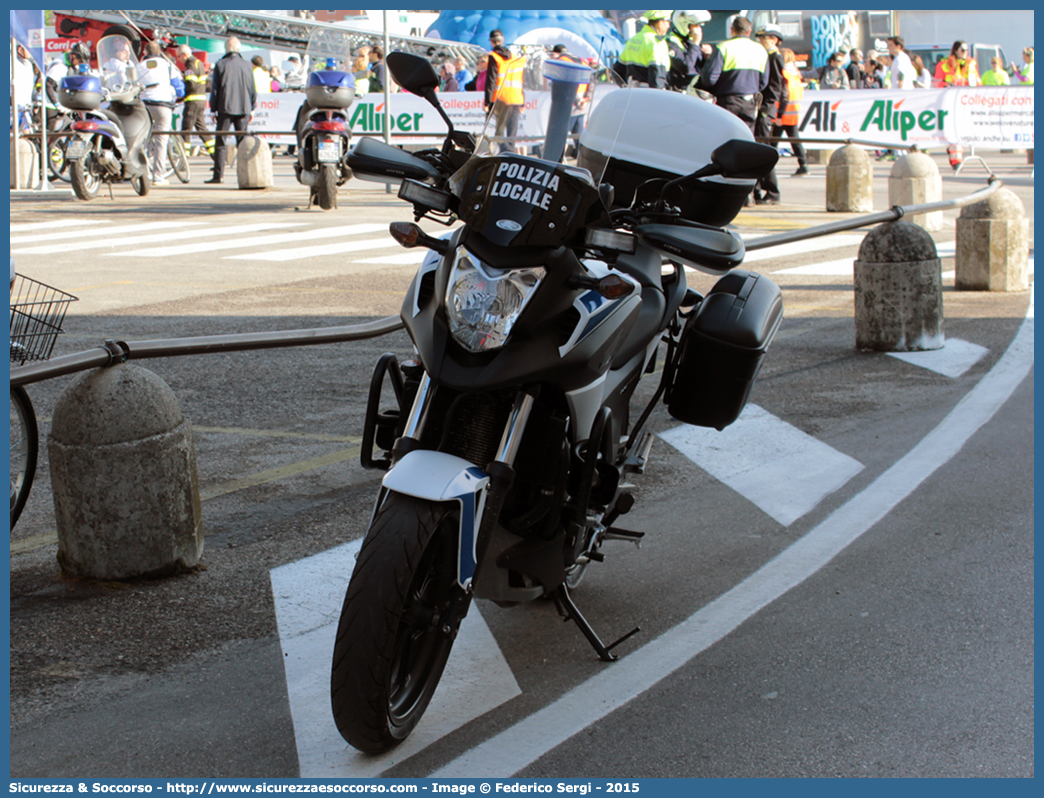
top-left (447, 153), bottom-right (605, 248)
top-left (96, 35), bottom-right (139, 91)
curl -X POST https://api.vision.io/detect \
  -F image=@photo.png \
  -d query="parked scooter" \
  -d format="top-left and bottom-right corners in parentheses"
top-left (329, 52), bottom-right (783, 753)
top-left (292, 47), bottom-right (356, 210)
top-left (60, 34), bottom-right (152, 200)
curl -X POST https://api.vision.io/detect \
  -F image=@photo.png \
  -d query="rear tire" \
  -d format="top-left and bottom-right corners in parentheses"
top-left (331, 493), bottom-right (470, 753)
top-left (317, 163), bottom-right (338, 210)
top-left (70, 158), bottom-right (100, 200)
top-left (47, 118), bottom-right (73, 183)
top-left (168, 136), bottom-right (191, 183)
top-left (10, 386), bottom-right (38, 530)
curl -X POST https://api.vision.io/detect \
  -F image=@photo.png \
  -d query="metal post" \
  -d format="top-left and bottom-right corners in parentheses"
top-left (383, 9), bottom-right (392, 194)
top-left (12, 38), bottom-right (21, 190)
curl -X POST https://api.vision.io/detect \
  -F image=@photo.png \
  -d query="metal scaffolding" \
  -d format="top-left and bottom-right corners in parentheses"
top-left (52, 9), bottom-right (487, 63)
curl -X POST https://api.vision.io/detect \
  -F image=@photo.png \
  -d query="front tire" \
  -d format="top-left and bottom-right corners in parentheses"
top-left (131, 175), bottom-right (150, 196)
top-left (331, 493), bottom-right (471, 753)
top-left (70, 158), bottom-right (100, 200)
top-left (316, 163), bottom-right (338, 210)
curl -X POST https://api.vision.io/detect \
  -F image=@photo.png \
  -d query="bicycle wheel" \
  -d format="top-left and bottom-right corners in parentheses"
top-left (10, 386), bottom-right (38, 529)
top-left (167, 135), bottom-right (191, 183)
top-left (48, 117), bottom-right (73, 183)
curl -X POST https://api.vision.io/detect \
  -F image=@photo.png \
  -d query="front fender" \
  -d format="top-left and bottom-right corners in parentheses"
top-left (380, 450), bottom-right (489, 589)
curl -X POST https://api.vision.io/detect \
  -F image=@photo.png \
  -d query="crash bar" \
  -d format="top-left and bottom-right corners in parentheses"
top-left (10, 177), bottom-right (1000, 388)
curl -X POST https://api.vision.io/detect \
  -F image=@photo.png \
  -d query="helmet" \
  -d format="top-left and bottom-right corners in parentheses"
top-left (755, 23), bottom-right (784, 41)
top-left (64, 42), bottom-right (91, 66)
top-left (672, 10), bottom-right (712, 29)
top-left (644, 10), bottom-right (672, 23)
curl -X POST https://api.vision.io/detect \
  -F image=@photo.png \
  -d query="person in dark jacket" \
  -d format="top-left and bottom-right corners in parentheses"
top-left (752, 23), bottom-right (786, 204)
top-left (700, 16), bottom-right (768, 131)
top-left (207, 36), bottom-right (256, 184)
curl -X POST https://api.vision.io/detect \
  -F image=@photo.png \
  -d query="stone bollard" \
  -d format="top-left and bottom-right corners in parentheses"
top-left (853, 220), bottom-right (944, 351)
top-left (826, 144), bottom-right (873, 212)
top-left (237, 135), bottom-right (273, 189)
top-left (48, 363), bottom-right (204, 580)
top-left (888, 152), bottom-right (943, 231)
top-left (806, 147), bottom-right (838, 165)
top-left (10, 138), bottom-right (41, 188)
top-left (954, 187), bottom-right (1029, 292)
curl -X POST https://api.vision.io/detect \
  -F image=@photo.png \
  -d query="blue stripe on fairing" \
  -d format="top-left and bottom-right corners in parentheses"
top-left (455, 466), bottom-right (487, 585)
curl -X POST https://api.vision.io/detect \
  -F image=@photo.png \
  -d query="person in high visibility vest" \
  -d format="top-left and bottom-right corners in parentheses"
top-left (616, 10), bottom-right (673, 89)
top-left (700, 15), bottom-right (769, 132)
top-left (484, 29), bottom-right (527, 154)
top-left (981, 56), bottom-right (1010, 85)
top-left (773, 48), bottom-right (808, 177)
top-left (176, 44), bottom-right (215, 160)
top-left (933, 40), bottom-right (980, 87)
top-left (1010, 47), bottom-right (1033, 85)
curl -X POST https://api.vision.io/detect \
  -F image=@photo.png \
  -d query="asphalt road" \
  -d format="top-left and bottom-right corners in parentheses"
top-left (7, 149), bottom-right (1034, 778)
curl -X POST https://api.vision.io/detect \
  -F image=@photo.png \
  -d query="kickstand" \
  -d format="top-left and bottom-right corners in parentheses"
top-left (552, 584), bottom-right (640, 662)
top-left (106, 182), bottom-right (114, 200)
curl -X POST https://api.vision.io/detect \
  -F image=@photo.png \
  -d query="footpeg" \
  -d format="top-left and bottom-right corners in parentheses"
top-left (602, 527), bottom-right (645, 548)
top-left (552, 584), bottom-right (640, 662)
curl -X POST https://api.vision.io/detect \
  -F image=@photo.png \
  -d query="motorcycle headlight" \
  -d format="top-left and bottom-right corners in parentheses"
top-left (445, 247), bottom-right (544, 352)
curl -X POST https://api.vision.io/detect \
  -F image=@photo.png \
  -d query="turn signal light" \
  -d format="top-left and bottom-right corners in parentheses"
top-left (390, 222), bottom-right (423, 248)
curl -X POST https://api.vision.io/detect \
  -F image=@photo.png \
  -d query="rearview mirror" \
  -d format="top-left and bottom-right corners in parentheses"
top-left (710, 139), bottom-right (779, 180)
top-left (386, 52), bottom-right (439, 96)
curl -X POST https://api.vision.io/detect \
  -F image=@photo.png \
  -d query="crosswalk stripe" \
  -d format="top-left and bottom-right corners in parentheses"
top-left (223, 236), bottom-right (399, 262)
top-left (13, 223), bottom-right (304, 256)
top-left (774, 257), bottom-right (853, 276)
top-left (10, 218), bottom-right (107, 233)
top-left (659, 404), bottom-right (864, 527)
top-left (115, 223), bottom-right (387, 258)
top-left (11, 221), bottom-right (210, 253)
top-left (355, 252), bottom-right (429, 265)
top-left (12, 220), bottom-right (189, 245)
top-left (743, 233), bottom-right (865, 263)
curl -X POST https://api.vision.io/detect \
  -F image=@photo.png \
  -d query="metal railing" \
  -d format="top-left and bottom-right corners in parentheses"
top-left (9, 177), bottom-right (1001, 388)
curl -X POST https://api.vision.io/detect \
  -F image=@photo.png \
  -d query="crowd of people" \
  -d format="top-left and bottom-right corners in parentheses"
top-left (16, 15), bottom-right (1035, 195)
top-left (615, 11), bottom-right (1034, 205)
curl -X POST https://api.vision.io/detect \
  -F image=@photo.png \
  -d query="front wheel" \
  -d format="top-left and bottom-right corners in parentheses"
top-left (69, 157), bottom-right (100, 200)
top-left (316, 163), bottom-right (338, 210)
top-left (131, 174), bottom-right (150, 196)
top-left (10, 386), bottom-right (38, 529)
top-left (331, 493), bottom-right (471, 753)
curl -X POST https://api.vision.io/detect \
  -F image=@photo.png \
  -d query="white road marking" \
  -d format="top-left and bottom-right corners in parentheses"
top-left (659, 405), bottom-right (864, 526)
top-left (431, 284), bottom-right (1033, 779)
top-left (11, 221), bottom-right (210, 254)
top-left (13, 223), bottom-right (302, 256)
top-left (224, 236), bottom-right (399, 262)
top-left (742, 233), bottom-right (866, 263)
top-left (271, 538), bottom-right (521, 778)
top-left (774, 257), bottom-right (853, 276)
top-left (10, 218), bottom-right (107, 233)
top-left (356, 252), bottom-right (430, 265)
top-left (119, 223), bottom-right (387, 258)
top-left (887, 337), bottom-right (989, 377)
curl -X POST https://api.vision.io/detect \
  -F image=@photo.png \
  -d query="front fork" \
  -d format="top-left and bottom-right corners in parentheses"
top-left (371, 360), bottom-right (639, 661)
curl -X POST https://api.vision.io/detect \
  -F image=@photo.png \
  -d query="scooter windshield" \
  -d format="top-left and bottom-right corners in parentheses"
top-left (96, 35), bottom-right (139, 91)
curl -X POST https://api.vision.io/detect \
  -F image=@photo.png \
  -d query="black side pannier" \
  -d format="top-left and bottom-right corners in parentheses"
top-left (667, 270), bottom-right (783, 430)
